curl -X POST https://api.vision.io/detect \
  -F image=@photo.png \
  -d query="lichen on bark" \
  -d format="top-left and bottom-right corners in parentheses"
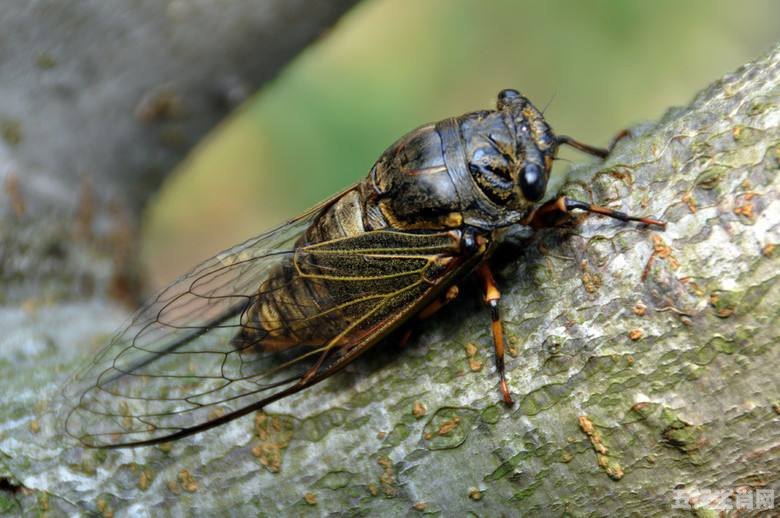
top-left (1, 44), bottom-right (778, 515)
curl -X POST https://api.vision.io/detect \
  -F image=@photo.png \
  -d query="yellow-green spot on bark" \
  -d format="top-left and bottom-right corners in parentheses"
top-left (731, 125), bottom-right (761, 145)
top-left (384, 422), bottom-right (410, 447)
top-left (691, 343), bottom-right (718, 366)
top-left (157, 442), bottom-right (173, 454)
top-left (93, 449), bottom-right (108, 465)
top-left (581, 355), bottom-right (620, 380)
top-left (37, 491), bottom-right (49, 513)
top-left (630, 401), bottom-right (660, 421)
top-left (511, 478), bottom-right (544, 502)
top-left (541, 353), bottom-right (572, 376)
top-left (584, 235), bottom-right (615, 268)
top-left (709, 289), bottom-right (740, 318)
top-left (484, 449), bottom-right (535, 482)
top-left (747, 100), bottom-right (772, 116)
top-left (1, 119), bottom-right (22, 146)
top-left (694, 166), bottom-right (727, 190)
top-left (422, 407), bottom-right (478, 450)
top-left (480, 405), bottom-right (500, 424)
top-left (709, 336), bottom-right (736, 354)
top-left (519, 383), bottom-right (567, 416)
top-left (770, 142), bottom-right (780, 168)
top-left (662, 422), bottom-right (705, 454)
top-left (35, 52), bottom-right (56, 69)
top-left (0, 494), bottom-right (16, 515)
top-left (631, 406), bottom-right (706, 464)
top-left (738, 278), bottom-right (776, 315)
top-left (96, 495), bottom-right (114, 518)
top-left (79, 450), bottom-right (108, 482)
top-left (314, 470), bottom-right (353, 490)
top-left (299, 408), bottom-right (348, 442)
top-left (688, 139), bottom-right (713, 159)
top-left (733, 325), bottom-right (757, 346)
top-left (682, 364), bottom-right (705, 381)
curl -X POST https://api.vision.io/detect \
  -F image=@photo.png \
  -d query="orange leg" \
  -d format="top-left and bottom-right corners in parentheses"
top-left (418, 285), bottom-right (459, 320)
top-left (527, 196), bottom-right (666, 229)
top-left (400, 285), bottom-right (460, 348)
top-left (607, 128), bottom-right (632, 152)
top-left (476, 263), bottom-right (513, 405)
top-left (397, 328), bottom-right (414, 349)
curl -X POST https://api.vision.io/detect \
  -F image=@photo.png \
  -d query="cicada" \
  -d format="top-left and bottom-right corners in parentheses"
top-left (63, 89), bottom-right (664, 448)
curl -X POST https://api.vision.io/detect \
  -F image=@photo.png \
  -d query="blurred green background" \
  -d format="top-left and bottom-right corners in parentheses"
top-left (142, 0), bottom-right (779, 288)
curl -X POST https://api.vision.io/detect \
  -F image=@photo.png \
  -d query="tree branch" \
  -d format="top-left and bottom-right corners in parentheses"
top-left (1, 42), bottom-right (778, 515)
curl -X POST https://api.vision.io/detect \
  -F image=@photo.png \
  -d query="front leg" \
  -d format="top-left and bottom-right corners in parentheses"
top-left (476, 262), bottom-right (514, 405)
top-left (527, 196), bottom-right (666, 229)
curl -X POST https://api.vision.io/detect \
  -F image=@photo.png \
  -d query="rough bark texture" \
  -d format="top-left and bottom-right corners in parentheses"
top-left (1, 37), bottom-right (778, 516)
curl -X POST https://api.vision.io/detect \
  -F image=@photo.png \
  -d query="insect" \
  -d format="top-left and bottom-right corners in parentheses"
top-left (63, 89), bottom-right (665, 448)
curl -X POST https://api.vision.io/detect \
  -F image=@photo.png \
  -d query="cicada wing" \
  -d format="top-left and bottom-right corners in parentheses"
top-left (63, 203), bottom-right (472, 447)
top-left (61, 187), bottom-right (353, 448)
top-left (61, 207), bottom-right (317, 447)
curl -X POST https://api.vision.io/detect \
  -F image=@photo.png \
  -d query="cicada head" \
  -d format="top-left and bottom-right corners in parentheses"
top-left (462, 89), bottom-right (558, 214)
top-left (495, 88), bottom-right (557, 203)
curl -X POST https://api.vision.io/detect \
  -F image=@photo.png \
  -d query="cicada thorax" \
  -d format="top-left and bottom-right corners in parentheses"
top-left (364, 123), bottom-right (464, 230)
top-left (368, 107), bottom-right (547, 231)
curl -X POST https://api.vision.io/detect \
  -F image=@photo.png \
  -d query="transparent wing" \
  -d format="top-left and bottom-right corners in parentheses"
top-left (62, 192), bottom-right (471, 448)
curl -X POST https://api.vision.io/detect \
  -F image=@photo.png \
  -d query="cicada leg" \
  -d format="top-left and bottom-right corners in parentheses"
top-left (556, 129), bottom-right (631, 160)
top-left (476, 262), bottom-right (514, 405)
top-left (528, 196), bottom-right (666, 229)
top-left (418, 285), bottom-right (460, 320)
top-left (399, 285), bottom-right (460, 348)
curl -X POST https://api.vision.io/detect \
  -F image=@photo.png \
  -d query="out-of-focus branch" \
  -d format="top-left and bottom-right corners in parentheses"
top-left (0, 0), bottom-right (359, 304)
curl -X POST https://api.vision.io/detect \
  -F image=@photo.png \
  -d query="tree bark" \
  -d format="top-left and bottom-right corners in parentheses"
top-left (1, 34), bottom-right (778, 516)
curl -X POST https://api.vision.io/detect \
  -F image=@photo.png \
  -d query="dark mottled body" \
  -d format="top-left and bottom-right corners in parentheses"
top-left (244, 93), bottom-right (557, 349)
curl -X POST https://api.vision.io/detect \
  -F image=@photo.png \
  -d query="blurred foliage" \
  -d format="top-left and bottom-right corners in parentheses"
top-left (142, 0), bottom-right (779, 288)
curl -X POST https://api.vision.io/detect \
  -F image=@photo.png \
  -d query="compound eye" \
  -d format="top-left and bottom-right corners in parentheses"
top-left (520, 163), bottom-right (546, 202)
top-left (498, 89), bottom-right (521, 102)
top-left (497, 89), bottom-right (523, 109)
